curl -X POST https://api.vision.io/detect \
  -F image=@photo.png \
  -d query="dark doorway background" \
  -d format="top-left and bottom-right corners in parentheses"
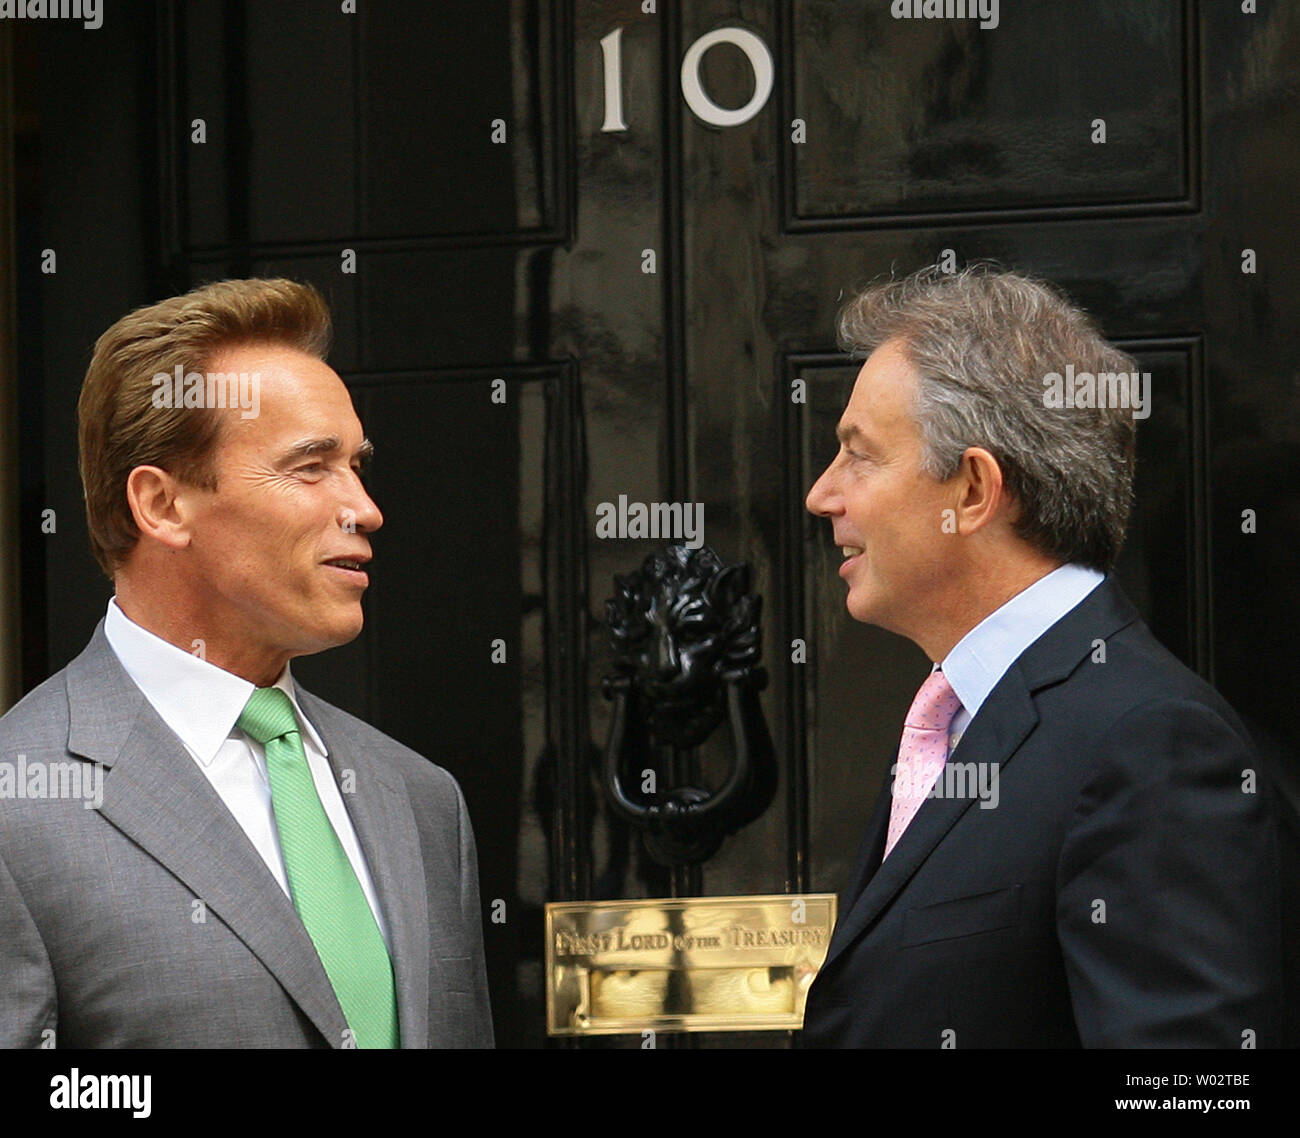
top-left (9, 1), bottom-right (1299, 1047)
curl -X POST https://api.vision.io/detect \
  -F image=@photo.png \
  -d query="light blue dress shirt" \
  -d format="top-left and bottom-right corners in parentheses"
top-left (940, 563), bottom-right (1105, 748)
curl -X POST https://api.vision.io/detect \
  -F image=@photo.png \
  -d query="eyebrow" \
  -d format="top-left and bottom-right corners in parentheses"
top-left (277, 436), bottom-right (375, 466)
top-left (836, 423), bottom-right (867, 447)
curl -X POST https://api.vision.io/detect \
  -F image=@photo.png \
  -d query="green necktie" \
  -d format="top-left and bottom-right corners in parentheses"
top-left (238, 687), bottom-right (399, 1049)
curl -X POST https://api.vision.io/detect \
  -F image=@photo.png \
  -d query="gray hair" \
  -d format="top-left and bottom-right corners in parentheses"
top-left (837, 264), bottom-right (1137, 571)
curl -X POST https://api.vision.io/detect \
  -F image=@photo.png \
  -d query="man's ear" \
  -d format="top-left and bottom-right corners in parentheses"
top-left (952, 446), bottom-right (1006, 535)
top-left (125, 465), bottom-right (198, 551)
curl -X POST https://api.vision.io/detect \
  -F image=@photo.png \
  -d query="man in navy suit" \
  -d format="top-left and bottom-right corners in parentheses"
top-left (800, 266), bottom-right (1289, 1048)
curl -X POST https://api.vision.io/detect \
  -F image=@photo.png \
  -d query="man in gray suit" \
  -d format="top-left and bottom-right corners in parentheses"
top-left (0, 278), bottom-right (493, 1048)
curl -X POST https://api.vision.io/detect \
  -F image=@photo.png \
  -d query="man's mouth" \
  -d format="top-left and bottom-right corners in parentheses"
top-left (323, 556), bottom-right (371, 583)
top-left (838, 545), bottom-right (863, 578)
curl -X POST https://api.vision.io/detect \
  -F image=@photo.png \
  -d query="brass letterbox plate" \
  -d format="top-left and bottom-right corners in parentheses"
top-left (545, 893), bottom-right (837, 1036)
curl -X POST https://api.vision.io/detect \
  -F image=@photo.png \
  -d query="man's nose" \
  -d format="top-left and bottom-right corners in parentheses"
top-left (341, 476), bottom-right (383, 534)
top-left (805, 462), bottom-right (839, 517)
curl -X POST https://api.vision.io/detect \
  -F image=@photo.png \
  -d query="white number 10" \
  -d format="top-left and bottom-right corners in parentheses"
top-left (600, 25), bottom-right (775, 133)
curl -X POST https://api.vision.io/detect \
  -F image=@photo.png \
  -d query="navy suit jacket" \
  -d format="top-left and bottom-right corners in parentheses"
top-left (801, 579), bottom-right (1288, 1048)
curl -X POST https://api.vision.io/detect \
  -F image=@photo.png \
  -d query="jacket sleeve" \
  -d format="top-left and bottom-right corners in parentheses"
top-left (1056, 697), bottom-right (1284, 1047)
top-left (453, 778), bottom-right (495, 1048)
top-left (0, 845), bottom-right (58, 1047)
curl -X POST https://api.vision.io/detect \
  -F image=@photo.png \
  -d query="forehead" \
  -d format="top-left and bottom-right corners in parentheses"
top-left (209, 343), bottom-right (361, 447)
top-left (838, 339), bottom-right (921, 443)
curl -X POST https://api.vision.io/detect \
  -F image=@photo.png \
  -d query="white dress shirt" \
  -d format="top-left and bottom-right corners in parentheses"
top-left (103, 598), bottom-right (390, 946)
top-left (940, 564), bottom-right (1105, 749)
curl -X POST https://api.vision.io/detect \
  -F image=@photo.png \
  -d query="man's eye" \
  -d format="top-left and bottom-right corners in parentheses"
top-left (297, 462), bottom-right (326, 474)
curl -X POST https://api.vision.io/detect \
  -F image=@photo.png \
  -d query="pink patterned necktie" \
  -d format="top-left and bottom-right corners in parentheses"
top-left (883, 668), bottom-right (963, 860)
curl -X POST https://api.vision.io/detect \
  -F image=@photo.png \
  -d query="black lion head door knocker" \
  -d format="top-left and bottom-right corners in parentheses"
top-left (601, 544), bottom-right (779, 866)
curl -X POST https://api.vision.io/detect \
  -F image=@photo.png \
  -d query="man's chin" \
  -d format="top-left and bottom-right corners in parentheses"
top-left (325, 614), bottom-right (366, 648)
top-left (293, 608), bottom-right (366, 654)
top-left (844, 586), bottom-right (882, 627)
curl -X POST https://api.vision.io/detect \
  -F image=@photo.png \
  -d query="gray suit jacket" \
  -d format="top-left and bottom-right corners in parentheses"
top-left (0, 623), bottom-right (494, 1048)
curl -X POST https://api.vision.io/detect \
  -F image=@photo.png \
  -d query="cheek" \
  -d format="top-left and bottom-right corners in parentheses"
top-left (906, 508), bottom-right (955, 577)
top-left (198, 518), bottom-right (313, 590)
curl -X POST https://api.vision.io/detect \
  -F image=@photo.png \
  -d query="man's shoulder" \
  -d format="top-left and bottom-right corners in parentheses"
top-left (0, 621), bottom-right (139, 751)
top-left (0, 666), bottom-right (73, 750)
top-left (1031, 578), bottom-right (1237, 710)
top-left (1025, 580), bottom-right (1254, 756)
top-left (1083, 616), bottom-right (1243, 730)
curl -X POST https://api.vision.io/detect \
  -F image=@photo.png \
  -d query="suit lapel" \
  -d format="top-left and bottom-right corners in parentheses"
top-left (820, 577), bottom-right (1143, 973)
top-left (69, 627), bottom-right (351, 1046)
top-left (836, 772), bottom-right (893, 911)
top-left (297, 692), bottom-right (430, 1050)
top-left (821, 673), bottom-right (1038, 971)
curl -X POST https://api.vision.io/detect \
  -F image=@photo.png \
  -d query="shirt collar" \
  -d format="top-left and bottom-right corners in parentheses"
top-left (103, 598), bottom-right (329, 765)
top-left (940, 563), bottom-right (1105, 721)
